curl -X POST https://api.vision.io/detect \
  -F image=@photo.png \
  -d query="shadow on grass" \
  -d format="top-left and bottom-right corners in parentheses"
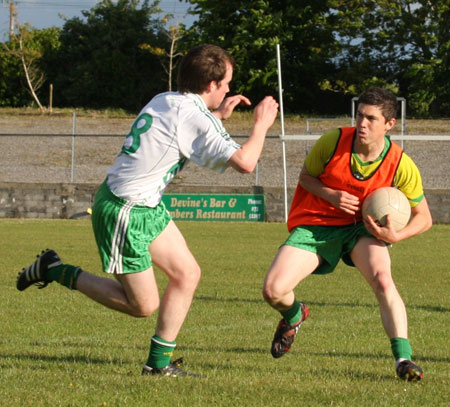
top-left (305, 350), bottom-right (450, 365)
top-left (0, 351), bottom-right (127, 366)
top-left (307, 301), bottom-right (450, 314)
top-left (183, 361), bottom-right (397, 381)
top-left (175, 346), bottom-right (450, 365)
top-left (176, 345), bottom-right (394, 360)
top-left (178, 345), bottom-right (268, 354)
top-left (195, 295), bottom-right (263, 304)
top-left (2, 348), bottom-right (448, 375)
top-left (195, 295), bottom-right (450, 313)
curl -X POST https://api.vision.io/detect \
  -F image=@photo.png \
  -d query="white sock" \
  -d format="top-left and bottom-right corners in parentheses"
top-left (395, 358), bottom-right (407, 369)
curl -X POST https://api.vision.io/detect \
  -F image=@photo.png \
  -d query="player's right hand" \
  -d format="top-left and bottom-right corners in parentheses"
top-left (254, 96), bottom-right (279, 129)
top-left (330, 190), bottom-right (360, 215)
top-left (363, 214), bottom-right (399, 243)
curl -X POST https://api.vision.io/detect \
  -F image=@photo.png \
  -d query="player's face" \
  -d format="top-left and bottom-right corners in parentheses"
top-left (209, 62), bottom-right (233, 109)
top-left (356, 104), bottom-right (396, 145)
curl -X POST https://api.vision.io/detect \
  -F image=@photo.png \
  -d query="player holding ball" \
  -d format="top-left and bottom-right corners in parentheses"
top-left (262, 87), bottom-right (432, 381)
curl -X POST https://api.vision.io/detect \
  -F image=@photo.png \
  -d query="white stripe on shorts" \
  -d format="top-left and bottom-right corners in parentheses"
top-left (107, 201), bottom-right (135, 274)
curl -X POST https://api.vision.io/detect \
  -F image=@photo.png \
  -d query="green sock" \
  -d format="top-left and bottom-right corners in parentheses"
top-left (47, 264), bottom-right (83, 290)
top-left (146, 335), bottom-right (176, 369)
top-left (281, 300), bottom-right (301, 326)
top-left (390, 337), bottom-right (412, 360)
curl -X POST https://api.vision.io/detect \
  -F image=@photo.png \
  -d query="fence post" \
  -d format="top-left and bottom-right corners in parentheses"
top-left (71, 112), bottom-right (76, 183)
top-left (276, 44), bottom-right (289, 223)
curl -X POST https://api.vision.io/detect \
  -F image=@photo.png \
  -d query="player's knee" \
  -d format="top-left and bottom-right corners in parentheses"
top-left (172, 263), bottom-right (202, 291)
top-left (262, 287), bottom-right (272, 304)
top-left (189, 264), bottom-right (202, 288)
top-left (129, 298), bottom-right (160, 318)
top-left (262, 282), bottom-right (283, 305)
top-left (371, 270), bottom-right (395, 297)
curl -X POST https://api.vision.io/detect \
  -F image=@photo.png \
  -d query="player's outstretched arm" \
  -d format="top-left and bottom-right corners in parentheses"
top-left (228, 96), bottom-right (278, 173)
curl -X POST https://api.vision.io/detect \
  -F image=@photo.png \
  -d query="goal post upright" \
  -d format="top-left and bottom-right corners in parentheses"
top-left (276, 43), bottom-right (289, 223)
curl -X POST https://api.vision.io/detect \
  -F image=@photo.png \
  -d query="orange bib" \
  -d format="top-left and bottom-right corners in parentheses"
top-left (287, 127), bottom-right (403, 231)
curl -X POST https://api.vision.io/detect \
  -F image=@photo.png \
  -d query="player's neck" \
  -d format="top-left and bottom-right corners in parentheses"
top-left (353, 138), bottom-right (385, 162)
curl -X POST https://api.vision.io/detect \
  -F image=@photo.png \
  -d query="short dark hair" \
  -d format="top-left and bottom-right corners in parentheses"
top-left (177, 44), bottom-right (235, 94)
top-left (358, 87), bottom-right (398, 121)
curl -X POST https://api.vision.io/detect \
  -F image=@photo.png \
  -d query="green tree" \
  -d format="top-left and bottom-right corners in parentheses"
top-left (49, 0), bottom-right (170, 110)
top-left (184, 0), bottom-right (449, 117)
top-left (324, 0), bottom-right (450, 117)
top-left (398, 1), bottom-right (450, 117)
top-left (0, 25), bottom-right (61, 108)
top-left (182, 1), bottom-right (350, 114)
top-left (0, 47), bottom-right (24, 107)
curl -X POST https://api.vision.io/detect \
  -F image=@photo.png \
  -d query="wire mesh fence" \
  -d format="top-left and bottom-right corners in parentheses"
top-left (1, 114), bottom-right (449, 189)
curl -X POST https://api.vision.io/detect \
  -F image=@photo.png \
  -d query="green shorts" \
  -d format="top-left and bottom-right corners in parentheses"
top-left (284, 223), bottom-right (373, 275)
top-left (91, 181), bottom-right (172, 274)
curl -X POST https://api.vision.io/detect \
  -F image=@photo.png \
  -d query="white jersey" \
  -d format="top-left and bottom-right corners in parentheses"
top-left (106, 92), bottom-right (240, 207)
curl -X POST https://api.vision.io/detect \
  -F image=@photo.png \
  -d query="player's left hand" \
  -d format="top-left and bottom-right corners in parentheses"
top-left (214, 95), bottom-right (251, 120)
top-left (363, 214), bottom-right (399, 244)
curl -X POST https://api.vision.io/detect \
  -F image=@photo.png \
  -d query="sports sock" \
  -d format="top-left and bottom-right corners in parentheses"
top-left (46, 264), bottom-right (83, 290)
top-left (146, 335), bottom-right (176, 369)
top-left (280, 300), bottom-right (302, 326)
top-left (390, 337), bottom-right (412, 361)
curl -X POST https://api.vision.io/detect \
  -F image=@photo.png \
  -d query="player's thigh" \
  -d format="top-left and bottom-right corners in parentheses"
top-left (264, 244), bottom-right (321, 295)
top-left (149, 220), bottom-right (200, 280)
top-left (115, 267), bottom-right (160, 310)
top-left (350, 236), bottom-right (391, 285)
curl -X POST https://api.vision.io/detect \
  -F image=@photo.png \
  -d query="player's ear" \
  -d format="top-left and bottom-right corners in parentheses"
top-left (209, 80), bottom-right (219, 92)
top-left (202, 81), bottom-right (215, 95)
top-left (385, 117), bottom-right (396, 132)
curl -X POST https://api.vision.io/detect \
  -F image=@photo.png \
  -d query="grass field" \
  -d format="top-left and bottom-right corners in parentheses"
top-left (1, 219), bottom-right (449, 406)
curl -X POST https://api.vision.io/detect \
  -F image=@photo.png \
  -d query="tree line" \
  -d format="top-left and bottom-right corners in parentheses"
top-left (0, 0), bottom-right (448, 117)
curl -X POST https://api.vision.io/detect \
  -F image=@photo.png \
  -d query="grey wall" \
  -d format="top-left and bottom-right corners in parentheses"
top-left (0, 182), bottom-right (448, 224)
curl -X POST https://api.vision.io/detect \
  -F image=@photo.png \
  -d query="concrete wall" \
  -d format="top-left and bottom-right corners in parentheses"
top-left (0, 183), bottom-right (97, 219)
top-left (0, 182), bottom-right (448, 223)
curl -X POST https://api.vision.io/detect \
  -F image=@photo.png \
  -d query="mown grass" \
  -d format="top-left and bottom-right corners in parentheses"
top-left (0, 219), bottom-right (449, 406)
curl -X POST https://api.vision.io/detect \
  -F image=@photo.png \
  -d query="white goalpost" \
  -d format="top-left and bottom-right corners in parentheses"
top-left (276, 44), bottom-right (289, 223)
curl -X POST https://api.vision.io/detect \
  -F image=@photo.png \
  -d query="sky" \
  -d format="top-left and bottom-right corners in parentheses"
top-left (0, 0), bottom-right (195, 39)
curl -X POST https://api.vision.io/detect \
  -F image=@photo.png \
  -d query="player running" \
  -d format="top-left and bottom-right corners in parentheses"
top-left (262, 87), bottom-right (432, 381)
top-left (17, 44), bottom-right (278, 377)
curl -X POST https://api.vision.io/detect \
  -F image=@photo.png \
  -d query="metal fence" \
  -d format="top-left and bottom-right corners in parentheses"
top-left (1, 112), bottom-right (449, 190)
top-left (1, 132), bottom-right (450, 192)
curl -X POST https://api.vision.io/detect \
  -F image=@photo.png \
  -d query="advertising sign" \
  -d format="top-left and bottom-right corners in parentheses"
top-left (162, 194), bottom-right (265, 222)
